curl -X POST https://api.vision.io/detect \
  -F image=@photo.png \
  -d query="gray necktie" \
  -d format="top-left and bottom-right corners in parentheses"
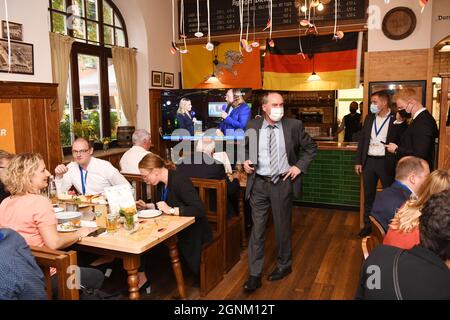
top-left (269, 125), bottom-right (279, 184)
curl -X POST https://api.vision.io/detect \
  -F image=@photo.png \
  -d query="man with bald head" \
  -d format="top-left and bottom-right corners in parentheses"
top-left (54, 137), bottom-right (129, 195)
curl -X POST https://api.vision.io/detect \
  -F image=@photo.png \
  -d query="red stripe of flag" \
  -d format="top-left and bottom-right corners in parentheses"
top-left (264, 49), bottom-right (357, 73)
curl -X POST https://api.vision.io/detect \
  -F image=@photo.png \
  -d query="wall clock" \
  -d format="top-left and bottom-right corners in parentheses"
top-left (382, 7), bottom-right (417, 40)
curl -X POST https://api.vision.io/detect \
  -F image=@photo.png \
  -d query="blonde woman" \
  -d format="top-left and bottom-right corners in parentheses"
top-left (219, 89), bottom-right (251, 136)
top-left (0, 153), bottom-right (104, 294)
top-left (384, 169), bottom-right (450, 249)
top-left (176, 98), bottom-right (197, 136)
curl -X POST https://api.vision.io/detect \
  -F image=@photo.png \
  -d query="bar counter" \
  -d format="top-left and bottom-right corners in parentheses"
top-left (296, 141), bottom-right (360, 208)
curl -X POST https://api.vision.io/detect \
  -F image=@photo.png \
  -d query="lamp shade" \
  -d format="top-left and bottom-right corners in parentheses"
top-left (439, 42), bottom-right (450, 52)
top-left (307, 72), bottom-right (321, 81)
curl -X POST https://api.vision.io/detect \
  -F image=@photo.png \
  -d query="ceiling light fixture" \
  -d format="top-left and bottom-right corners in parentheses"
top-left (439, 41), bottom-right (450, 52)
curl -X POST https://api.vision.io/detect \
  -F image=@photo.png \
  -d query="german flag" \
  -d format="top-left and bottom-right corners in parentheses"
top-left (263, 32), bottom-right (362, 91)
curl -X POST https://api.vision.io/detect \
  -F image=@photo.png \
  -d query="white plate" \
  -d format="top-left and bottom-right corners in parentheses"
top-left (53, 207), bottom-right (64, 214)
top-left (57, 224), bottom-right (78, 232)
top-left (138, 209), bottom-right (162, 219)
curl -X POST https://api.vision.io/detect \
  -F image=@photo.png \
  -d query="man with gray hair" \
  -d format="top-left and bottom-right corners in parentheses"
top-left (120, 129), bottom-right (152, 174)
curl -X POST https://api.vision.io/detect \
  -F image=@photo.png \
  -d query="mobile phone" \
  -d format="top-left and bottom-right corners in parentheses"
top-left (88, 228), bottom-right (106, 237)
top-left (380, 141), bottom-right (386, 145)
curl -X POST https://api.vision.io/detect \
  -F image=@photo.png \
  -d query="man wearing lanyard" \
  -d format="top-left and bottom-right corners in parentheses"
top-left (54, 138), bottom-right (130, 195)
top-left (355, 91), bottom-right (406, 237)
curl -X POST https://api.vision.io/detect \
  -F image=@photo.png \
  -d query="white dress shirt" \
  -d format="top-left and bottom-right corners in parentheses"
top-left (120, 146), bottom-right (151, 174)
top-left (368, 113), bottom-right (391, 156)
top-left (55, 157), bottom-right (130, 195)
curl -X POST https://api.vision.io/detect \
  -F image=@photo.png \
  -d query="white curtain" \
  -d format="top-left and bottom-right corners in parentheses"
top-left (111, 47), bottom-right (138, 126)
top-left (49, 32), bottom-right (74, 121)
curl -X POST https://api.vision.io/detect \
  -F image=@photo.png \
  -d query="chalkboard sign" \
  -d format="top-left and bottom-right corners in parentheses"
top-left (182, 0), bottom-right (366, 38)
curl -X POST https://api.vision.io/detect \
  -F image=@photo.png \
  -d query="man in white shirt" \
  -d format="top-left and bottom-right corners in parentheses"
top-left (120, 129), bottom-right (152, 174)
top-left (54, 138), bottom-right (130, 195)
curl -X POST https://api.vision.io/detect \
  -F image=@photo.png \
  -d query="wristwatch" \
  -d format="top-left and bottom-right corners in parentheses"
top-left (169, 207), bottom-right (175, 215)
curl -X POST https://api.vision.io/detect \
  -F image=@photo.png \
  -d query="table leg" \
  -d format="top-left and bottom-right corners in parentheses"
top-left (239, 187), bottom-right (247, 248)
top-left (123, 255), bottom-right (141, 300)
top-left (164, 236), bottom-right (186, 299)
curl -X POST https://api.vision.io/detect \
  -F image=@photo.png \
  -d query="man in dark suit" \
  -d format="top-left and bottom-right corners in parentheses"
top-left (177, 138), bottom-right (240, 218)
top-left (355, 91), bottom-right (407, 237)
top-left (0, 150), bottom-right (13, 203)
top-left (242, 92), bottom-right (317, 292)
top-left (386, 88), bottom-right (439, 170)
top-left (356, 190), bottom-right (450, 300)
top-left (371, 156), bottom-right (430, 231)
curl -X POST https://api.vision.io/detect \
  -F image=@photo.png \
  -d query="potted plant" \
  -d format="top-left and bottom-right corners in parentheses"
top-left (71, 121), bottom-right (95, 140)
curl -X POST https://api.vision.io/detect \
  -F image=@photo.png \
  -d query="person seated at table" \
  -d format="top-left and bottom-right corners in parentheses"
top-left (54, 137), bottom-right (130, 195)
top-left (0, 153), bottom-right (104, 295)
top-left (356, 190), bottom-right (450, 300)
top-left (120, 129), bottom-right (152, 175)
top-left (136, 153), bottom-right (213, 277)
top-left (371, 156), bottom-right (430, 231)
top-left (218, 89), bottom-right (251, 137)
top-left (177, 137), bottom-right (240, 218)
top-left (0, 228), bottom-right (47, 300)
top-left (0, 150), bottom-right (13, 203)
top-left (383, 169), bottom-right (450, 250)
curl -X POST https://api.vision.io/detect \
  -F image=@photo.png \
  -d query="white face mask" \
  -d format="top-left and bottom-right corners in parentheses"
top-left (269, 108), bottom-right (284, 122)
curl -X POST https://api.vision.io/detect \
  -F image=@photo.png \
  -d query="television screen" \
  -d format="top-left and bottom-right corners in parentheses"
top-left (161, 89), bottom-right (253, 140)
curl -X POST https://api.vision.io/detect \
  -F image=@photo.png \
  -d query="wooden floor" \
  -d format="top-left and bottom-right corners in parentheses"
top-left (104, 206), bottom-right (363, 300)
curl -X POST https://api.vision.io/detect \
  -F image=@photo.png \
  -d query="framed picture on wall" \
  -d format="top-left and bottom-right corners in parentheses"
top-left (369, 80), bottom-right (427, 108)
top-left (2, 20), bottom-right (23, 41)
top-left (164, 72), bottom-right (174, 88)
top-left (152, 71), bottom-right (162, 87)
top-left (0, 39), bottom-right (34, 75)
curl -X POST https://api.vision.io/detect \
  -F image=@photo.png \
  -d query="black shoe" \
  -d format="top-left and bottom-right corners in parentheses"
top-left (243, 276), bottom-right (261, 292)
top-left (357, 226), bottom-right (372, 238)
top-left (267, 267), bottom-right (292, 281)
top-left (139, 280), bottom-right (151, 295)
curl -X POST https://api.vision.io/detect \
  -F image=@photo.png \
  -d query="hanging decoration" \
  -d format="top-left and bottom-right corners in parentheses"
top-left (418, 0), bottom-right (428, 13)
top-left (179, 0), bottom-right (188, 54)
top-left (238, 0), bottom-right (244, 53)
top-left (170, 0), bottom-right (179, 54)
top-left (244, 0), bottom-right (252, 53)
top-left (250, 0), bottom-right (259, 48)
top-left (267, 0), bottom-right (274, 47)
top-left (332, 0), bottom-right (344, 41)
top-left (205, 0), bottom-right (214, 51)
top-left (194, 0), bottom-right (203, 38)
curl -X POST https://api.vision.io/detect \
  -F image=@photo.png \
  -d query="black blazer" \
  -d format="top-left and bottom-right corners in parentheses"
top-left (370, 180), bottom-right (412, 231)
top-left (176, 112), bottom-right (194, 136)
top-left (245, 117), bottom-right (317, 199)
top-left (177, 152), bottom-right (240, 218)
top-left (355, 112), bottom-right (406, 178)
top-left (396, 109), bottom-right (438, 169)
top-left (356, 245), bottom-right (450, 300)
top-left (0, 181), bottom-right (10, 204)
top-left (155, 170), bottom-right (213, 275)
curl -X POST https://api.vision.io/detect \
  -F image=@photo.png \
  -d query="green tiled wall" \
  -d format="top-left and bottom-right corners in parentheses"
top-left (297, 150), bottom-right (360, 207)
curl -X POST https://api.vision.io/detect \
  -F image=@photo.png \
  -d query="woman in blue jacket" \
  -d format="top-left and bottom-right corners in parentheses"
top-left (219, 89), bottom-right (251, 137)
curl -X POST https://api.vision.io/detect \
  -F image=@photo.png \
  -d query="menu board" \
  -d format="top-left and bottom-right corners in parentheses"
top-left (183, 0), bottom-right (366, 38)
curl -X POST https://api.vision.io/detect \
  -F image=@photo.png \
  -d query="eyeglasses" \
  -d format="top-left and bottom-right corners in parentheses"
top-left (72, 149), bottom-right (89, 155)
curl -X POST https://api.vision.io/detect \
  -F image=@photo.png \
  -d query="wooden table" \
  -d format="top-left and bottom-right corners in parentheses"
top-left (74, 215), bottom-right (195, 300)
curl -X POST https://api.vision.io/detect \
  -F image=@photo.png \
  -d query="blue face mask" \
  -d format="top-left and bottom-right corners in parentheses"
top-left (370, 103), bottom-right (379, 114)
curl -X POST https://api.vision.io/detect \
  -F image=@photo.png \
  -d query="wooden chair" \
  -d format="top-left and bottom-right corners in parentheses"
top-left (361, 216), bottom-right (387, 259)
top-left (122, 173), bottom-right (150, 202)
top-left (30, 246), bottom-right (79, 300)
top-left (190, 178), bottom-right (226, 296)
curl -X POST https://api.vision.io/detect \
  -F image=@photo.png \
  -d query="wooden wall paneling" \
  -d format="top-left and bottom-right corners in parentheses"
top-left (30, 98), bottom-right (49, 166)
top-left (12, 99), bottom-right (33, 154)
top-left (45, 98), bottom-right (63, 172)
top-left (149, 89), bottom-right (164, 157)
top-left (438, 73), bottom-right (450, 169)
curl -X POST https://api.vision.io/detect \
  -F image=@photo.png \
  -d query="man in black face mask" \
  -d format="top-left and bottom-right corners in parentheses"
top-left (386, 89), bottom-right (438, 169)
top-left (335, 101), bottom-right (361, 142)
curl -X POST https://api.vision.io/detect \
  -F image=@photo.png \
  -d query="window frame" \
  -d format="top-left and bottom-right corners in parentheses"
top-left (49, 0), bottom-right (128, 153)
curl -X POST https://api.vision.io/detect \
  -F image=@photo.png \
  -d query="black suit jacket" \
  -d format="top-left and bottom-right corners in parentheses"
top-left (356, 245), bottom-right (450, 300)
top-left (0, 182), bottom-right (10, 204)
top-left (245, 117), bottom-right (317, 199)
top-left (397, 109), bottom-right (438, 169)
top-left (370, 181), bottom-right (412, 231)
top-left (176, 152), bottom-right (240, 217)
top-left (176, 113), bottom-right (194, 136)
top-left (155, 170), bottom-right (213, 275)
top-left (355, 112), bottom-right (406, 178)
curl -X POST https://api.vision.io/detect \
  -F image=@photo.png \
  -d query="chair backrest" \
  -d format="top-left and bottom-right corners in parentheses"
top-left (369, 215), bottom-right (386, 243)
top-left (30, 246), bottom-right (79, 300)
top-left (122, 173), bottom-right (150, 202)
top-left (361, 236), bottom-right (380, 260)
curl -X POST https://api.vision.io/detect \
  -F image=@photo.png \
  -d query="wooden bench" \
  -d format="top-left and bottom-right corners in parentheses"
top-left (30, 246), bottom-right (79, 300)
top-left (122, 173), bottom-right (150, 202)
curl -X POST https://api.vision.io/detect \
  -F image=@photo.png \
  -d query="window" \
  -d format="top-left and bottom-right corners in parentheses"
top-left (49, 0), bottom-right (127, 149)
